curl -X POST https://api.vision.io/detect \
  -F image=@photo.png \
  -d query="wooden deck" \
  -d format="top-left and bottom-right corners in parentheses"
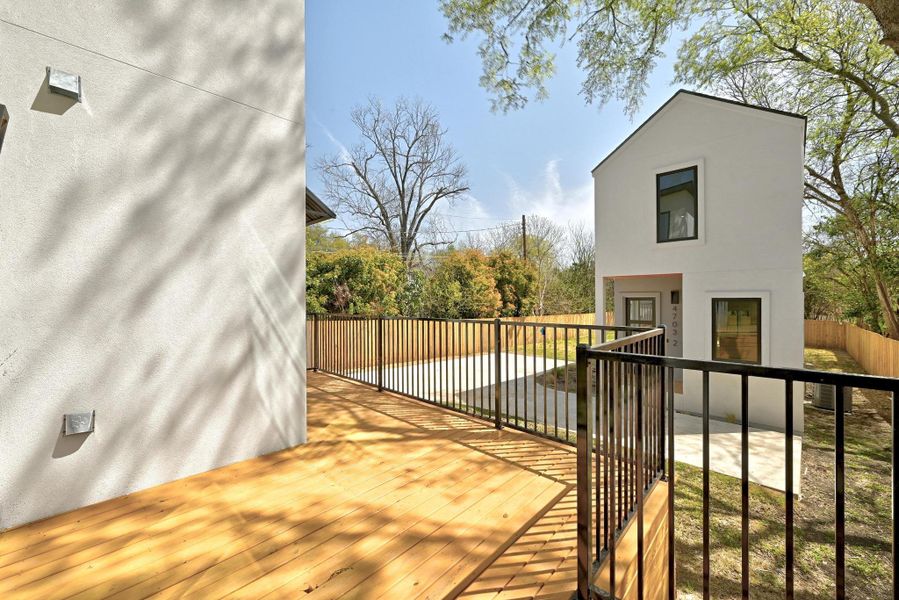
top-left (0, 373), bottom-right (595, 599)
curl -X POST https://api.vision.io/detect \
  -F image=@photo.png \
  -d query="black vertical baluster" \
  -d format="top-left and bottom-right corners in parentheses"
top-left (603, 358), bottom-right (610, 553)
top-left (416, 318), bottom-right (421, 398)
top-left (505, 324), bottom-right (510, 420)
top-left (891, 388), bottom-right (897, 600)
top-left (553, 326), bottom-right (559, 439)
top-left (703, 370), bottom-right (710, 600)
top-left (494, 319), bottom-right (502, 429)
top-left (534, 326), bottom-right (548, 435)
top-left (377, 317), bottom-right (383, 392)
top-left (668, 366), bottom-right (676, 600)
top-left (514, 324), bottom-right (519, 426)
top-left (629, 358), bottom-right (635, 512)
top-left (467, 322), bottom-right (472, 413)
top-left (533, 324), bottom-right (537, 432)
top-left (595, 360), bottom-right (602, 555)
top-left (437, 320), bottom-right (441, 403)
top-left (455, 321), bottom-right (460, 409)
top-left (405, 319), bottom-right (410, 396)
top-left (575, 344), bottom-right (592, 600)
top-left (637, 362), bottom-right (645, 600)
top-left (836, 384), bottom-right (846, 600)
top-left (523, 325), bottom-right (528, 428)
top-left (543, 326), bottom-right (548, 434)
top-left (741, 374), bottom-right (749, 599)
top-left (481, 323), bottom-right (486, 416)
top-left (785, 379), bottom-right (794, 600)
top-left (428, 319), bottom-right (432, 399)
top-left (610, 358), bottom-right (618, 600)
top-left (565, 327), bottom-right (570, 436)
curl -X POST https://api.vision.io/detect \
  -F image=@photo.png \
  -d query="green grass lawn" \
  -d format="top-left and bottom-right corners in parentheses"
top-left (671, 348), bottom-right (893, 598)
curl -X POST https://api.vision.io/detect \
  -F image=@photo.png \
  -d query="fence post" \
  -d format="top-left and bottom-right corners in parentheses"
top-left (312, 314), bottom-right (319, 372)
top-left (575, 343), bottom-right (593, 600)
top-left (494, 318), bottom-right (502, 430)
top-left (377, 316), bottom-right (384, 392)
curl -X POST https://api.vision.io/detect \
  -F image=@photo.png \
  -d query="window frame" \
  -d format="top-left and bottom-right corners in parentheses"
top-left (625, 296), bottom-right (657, 328)
top-left (656, 165), bottom-right (699, 244)
top-left (711, 297), bottom-right (762, 365)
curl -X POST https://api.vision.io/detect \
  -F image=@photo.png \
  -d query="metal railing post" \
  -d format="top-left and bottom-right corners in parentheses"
top-left (494, 318), bottom-right (502, 430)
top-left (377, 316), bottom-right (384, 392)
top-left (576, 343), bottom-right (593, 600)
top-left (659, 324), bottom-right (667, 477)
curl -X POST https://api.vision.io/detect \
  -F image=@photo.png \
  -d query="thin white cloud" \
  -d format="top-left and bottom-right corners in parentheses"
top-left (502, 160), bottom-right (594, 231)
top-left (316, 119), bottom-right (351, 161)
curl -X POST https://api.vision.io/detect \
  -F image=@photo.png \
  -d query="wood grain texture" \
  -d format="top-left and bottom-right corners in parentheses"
top-left (0, 373), bottom-right (586, 599)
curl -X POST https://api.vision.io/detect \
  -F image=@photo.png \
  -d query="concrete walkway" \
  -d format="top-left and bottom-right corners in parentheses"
top-left (670, 412), bottom-right (802, 495)
top-left (354, 352), bottom-right (803, 495)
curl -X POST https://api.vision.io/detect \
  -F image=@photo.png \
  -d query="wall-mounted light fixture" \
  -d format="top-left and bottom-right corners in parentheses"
top-left (47, 67), bottom-right (82, 102)
top-left (0, 104), bottom-right (8, 154)
top-left (63, 411), bottom-right (95, 436)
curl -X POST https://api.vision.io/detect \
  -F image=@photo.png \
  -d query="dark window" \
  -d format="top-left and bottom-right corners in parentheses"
top-left (712, 298), bottom-right (761, 364)
top-left (657, 166), bottom-right (698, 242)
top-left (625, 297), bottom-right (656, 328)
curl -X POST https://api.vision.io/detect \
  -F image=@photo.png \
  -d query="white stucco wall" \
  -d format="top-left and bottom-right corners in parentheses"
top-left (0, 1), bottom-right (307, 530)
top-left (594, 92), bottom-right (805, 432)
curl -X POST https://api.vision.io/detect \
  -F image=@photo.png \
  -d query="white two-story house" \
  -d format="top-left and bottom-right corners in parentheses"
top-left (593, 90), bottom-right (806, 432)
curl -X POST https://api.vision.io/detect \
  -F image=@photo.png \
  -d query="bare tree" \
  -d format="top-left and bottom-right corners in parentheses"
top-left (317, 98), bottom-right (469, 266)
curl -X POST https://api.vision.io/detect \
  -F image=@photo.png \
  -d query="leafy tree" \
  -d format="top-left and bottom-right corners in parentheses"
top-left (306, 247), bottom-right (408, 315)
top-left (440, 0), bottom-right (899, 116)
top-left (317, 97), bottom-right (469, 267)
top-left (306, 223), bottom-right (350, 254)
top-left (423, 249), bottom-right (501, 318)
top-left (444, 0), bottom-right (899, 335)
top-left (489, 250), bottom-right (537, 316)
top-left (488, 215), bottom-right (565, 315)
top-left (675, 0), bottom-right (899, 336)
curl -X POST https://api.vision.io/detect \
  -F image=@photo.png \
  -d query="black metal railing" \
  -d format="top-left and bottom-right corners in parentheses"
top-left (576, 327), bottom-right (668, 600)
top-left (308, 313), bottom-right (646, 445)
top-left (575, 336), bottom-right (899, 600)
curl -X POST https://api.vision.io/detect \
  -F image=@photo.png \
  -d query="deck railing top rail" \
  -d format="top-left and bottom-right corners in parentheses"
top-left (590, 349), bottom-right (899, 391)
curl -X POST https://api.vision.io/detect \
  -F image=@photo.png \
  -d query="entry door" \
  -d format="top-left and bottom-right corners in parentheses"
top-left (625, 297), bottom-right (656, 327)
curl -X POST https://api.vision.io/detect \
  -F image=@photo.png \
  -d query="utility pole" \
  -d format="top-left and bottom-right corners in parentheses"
top-left (521, 214), bottom-right (527, 263)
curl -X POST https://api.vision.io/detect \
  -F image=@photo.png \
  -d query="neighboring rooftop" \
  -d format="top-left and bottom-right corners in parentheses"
top-left (306, 188), bottom-right (336, 225)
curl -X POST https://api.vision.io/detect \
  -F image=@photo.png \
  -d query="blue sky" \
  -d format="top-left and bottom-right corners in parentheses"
top-left (307, 1), bottom-right (690, 233)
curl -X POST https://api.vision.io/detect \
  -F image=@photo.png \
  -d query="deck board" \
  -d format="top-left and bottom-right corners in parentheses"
top-left (1, 373), bottom-right (590, 599)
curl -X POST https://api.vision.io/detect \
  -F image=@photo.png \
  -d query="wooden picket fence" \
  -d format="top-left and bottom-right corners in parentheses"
top-left (305, 312), bottom-right (614, 370)
top-left (805, 319), bottom-right (899, 378)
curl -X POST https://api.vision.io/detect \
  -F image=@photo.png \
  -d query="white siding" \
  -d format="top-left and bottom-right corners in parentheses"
top-left (0, 1), bottom-right (306, 529)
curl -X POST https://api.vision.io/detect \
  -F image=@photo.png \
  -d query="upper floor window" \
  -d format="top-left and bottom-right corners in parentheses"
top-left (657, 166), bottom-right (698, 242)
top-left (712, 297), bottom-right (761, 364)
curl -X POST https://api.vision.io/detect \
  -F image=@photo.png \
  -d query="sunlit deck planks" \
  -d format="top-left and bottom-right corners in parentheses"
top-left (0, 372), bottom-right (589, 599)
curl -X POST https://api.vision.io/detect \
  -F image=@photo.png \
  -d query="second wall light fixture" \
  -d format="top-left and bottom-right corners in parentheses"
top-left (47, 67), bottom-right (82, 102)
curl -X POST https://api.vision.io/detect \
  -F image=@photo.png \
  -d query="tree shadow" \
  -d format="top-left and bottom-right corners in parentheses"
top-left (2, 0), bottom-right (306, 531)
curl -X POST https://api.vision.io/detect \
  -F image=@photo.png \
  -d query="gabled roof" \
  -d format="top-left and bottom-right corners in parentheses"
top-left (591, 89), bottom-right (807, 174)
top-left (306, 188), bottom-right (336, 226)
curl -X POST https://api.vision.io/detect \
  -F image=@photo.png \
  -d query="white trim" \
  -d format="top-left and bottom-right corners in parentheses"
top-left (702, 290), bottom-right (771, 365)
top-left (652, 157), bottom-right (705, 248)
